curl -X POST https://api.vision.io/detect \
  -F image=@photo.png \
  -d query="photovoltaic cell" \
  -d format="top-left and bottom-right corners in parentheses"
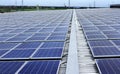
top-left (32, 33), bottom-right (50, 37)
top-left (41, 42), bottom-right (64, 48)
top-left (88, 40), bottom-right (113, 47)
top-left (2, 50), bottom-right (35, 58)
top-left (86, 35), bottom-right (106, 40)
top-left (0, 50), bottom-right (8, 56)
top-left (7, 37), bottom-right (27, 41)
top-left (33, 48), bottom-right (63, 58)
top-left (0, 43), bottom-right (19, 49)
top-left (16, 42), bottom-right (41, 49)
top-left (91, 47), bottom-right (120, 58)
top-left (112, 40), bottom-right (120, 46)
top-left (96, 58), bottom-right (120, 74)
top-left (0, 61), bottom-right (24, 74)
top-left (19, 60), bottom-right (60, 74)
top-left (47, 36), bottom-right (65, 40)
top-left (106, 35), bottom-right (120, 39)
top-left (27, 37), bottom-right (46, 41)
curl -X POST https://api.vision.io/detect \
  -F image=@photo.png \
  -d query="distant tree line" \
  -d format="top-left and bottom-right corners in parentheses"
top-left (110, 4), bottom-right (120, 8)
top-left (0, 6), bottom-right (69, 13)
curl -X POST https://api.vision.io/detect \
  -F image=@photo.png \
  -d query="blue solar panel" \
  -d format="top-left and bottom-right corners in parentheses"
top-left (47, 36), bottom-right (65, 40)
top-left (0, 61), bottom-right (24, 74)
top-left (51, 33), bottom-right (66, 36)
top-left (112, 40), bottom-right (120, 46)
top-left (0, 43), bottom-right (19, 49)
top-left (27, 37), bottom-right (46, 41)
top-left (106, 35), bottom-right (120, 39)
top-left (86, 35), bottom-right (106, 40)
top-left (7, 37), bottom-right (27, 41)
top-left (91, 47), bottom-right (120, 58)
top-left (0, 37), bottom-right (8, 41)
top-left (16, 42), bottom-right (41, 49)
top-left (96, 58), bottom-right (120, 74)
top-left (40, 28), bottom-right (54, 32)
top-left (41, 42), bottom-right (64, 48)
top-left (88, 40), bottom-right (113, 47)
top-left (19, 60), bottom-right (60, 74)
top-left (0, 50), bottom-right (8, 56)
top-left (85, 31), bottom-right (102, 35)
top-left (16, 33), bottom-right (32, 37)
top-left (0, 34), bottom-right (15, 37)
top-left (33, 48), bottom-right (63, 58)
top-left (102, 31), bottom-right (119, 35)
top-left (2, 50), bottom-right (35, 58)
top-left (83, 27), bottom-right (98, 30)
top-left (97, 26), bottom-right (114, 30)
top-left (33, 33), bottom-right (50, 37)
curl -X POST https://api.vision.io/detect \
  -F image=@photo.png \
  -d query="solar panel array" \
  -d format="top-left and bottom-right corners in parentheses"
top-left (76, 9), bottom-right (120, 74)
top-left (0, 10), bottom-right (72, 74)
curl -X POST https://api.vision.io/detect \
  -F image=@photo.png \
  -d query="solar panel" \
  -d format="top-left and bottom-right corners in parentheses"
top-left (90, 47), bottom-right (120, 58)
top-left (27, 37), bottom-right (46, 41)
top-left (18, 60), bottom-right (60, 74)
top-left (41, 42), bottom-right (64, 48)
top-left (96, 58), bottom-right (120, 74)
top-left (112, 40), bottom-right (120, 46)
top-left (2, 50), bottom-right (35, 58)
top-left (0, 50), bottom-right (8, 56)
top-left (0, 43), bottom-right (19, 49)
top-left (106, 34), bottom-right (120, 39)
top-left (84, 31), bottom-right (102, 35)
top-left (0, 61), bottom-right (24, 74)
top-left (86, 34), bottom-right (106, 40)
top-left (7, 37), bottom-right (27, 42)
top-left (102, 31), bottom-right (119, 35)
top-left (47, 36), bottom-right (65, 40)
top-left (16, 42), bottom-right (41, 49)
top-left (88, 40), bottom-right (113, 47)
top-left (0, 34), bottom-right (15, 37)
top-left (0, 37), bottom-right (9, 41)
top-left (32, 33), bottom-right (50, 37)
top-left (33, 48), bottom-right (63, 58)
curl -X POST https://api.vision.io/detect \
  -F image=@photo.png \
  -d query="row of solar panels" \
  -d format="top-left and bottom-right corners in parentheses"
top-left (0, 41), bottom-right (64, 59)
top-left (0, 10), bottom-right (72, 74)
top-left (0, 33), bottom-right (67, 42)
top-left (0, 60), bottom-right (60, 74)
top-left (76, 9), bottom-right (120, 74)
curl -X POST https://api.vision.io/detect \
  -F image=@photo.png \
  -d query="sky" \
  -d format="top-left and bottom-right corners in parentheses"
top-left (0, 0), bottom-right (120, 7)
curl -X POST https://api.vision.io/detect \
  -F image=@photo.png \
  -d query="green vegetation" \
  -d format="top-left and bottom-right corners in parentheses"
top-left (0, 6), bottom-right (67, 13)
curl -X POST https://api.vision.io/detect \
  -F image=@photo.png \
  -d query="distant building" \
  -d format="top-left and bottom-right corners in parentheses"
top-left (110, 4), bottom-right (120, 8)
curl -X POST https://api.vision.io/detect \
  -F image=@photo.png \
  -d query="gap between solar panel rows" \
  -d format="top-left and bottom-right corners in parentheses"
top-left (76, 9), bottom-right (120, 74)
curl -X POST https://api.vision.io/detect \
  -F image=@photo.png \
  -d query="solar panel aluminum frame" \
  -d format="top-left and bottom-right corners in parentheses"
top-left (0, 57), bottom-right (62, 61)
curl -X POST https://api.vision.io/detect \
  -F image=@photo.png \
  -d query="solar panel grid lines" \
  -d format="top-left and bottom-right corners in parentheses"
top-left (87, 40), bottom-right (114, 47)
top-left (16, 60), bottom-right (60, 74)
top-left (0, 61), bottom-right (25, 74)
top-left (0, 43), bottom-right (21, 58)
top-left (90, 46), bottom-right (120, 58)
top-left (96, 58), bottom-right (120, 74)
top-left (32, 48), bottom-right (63, 58)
